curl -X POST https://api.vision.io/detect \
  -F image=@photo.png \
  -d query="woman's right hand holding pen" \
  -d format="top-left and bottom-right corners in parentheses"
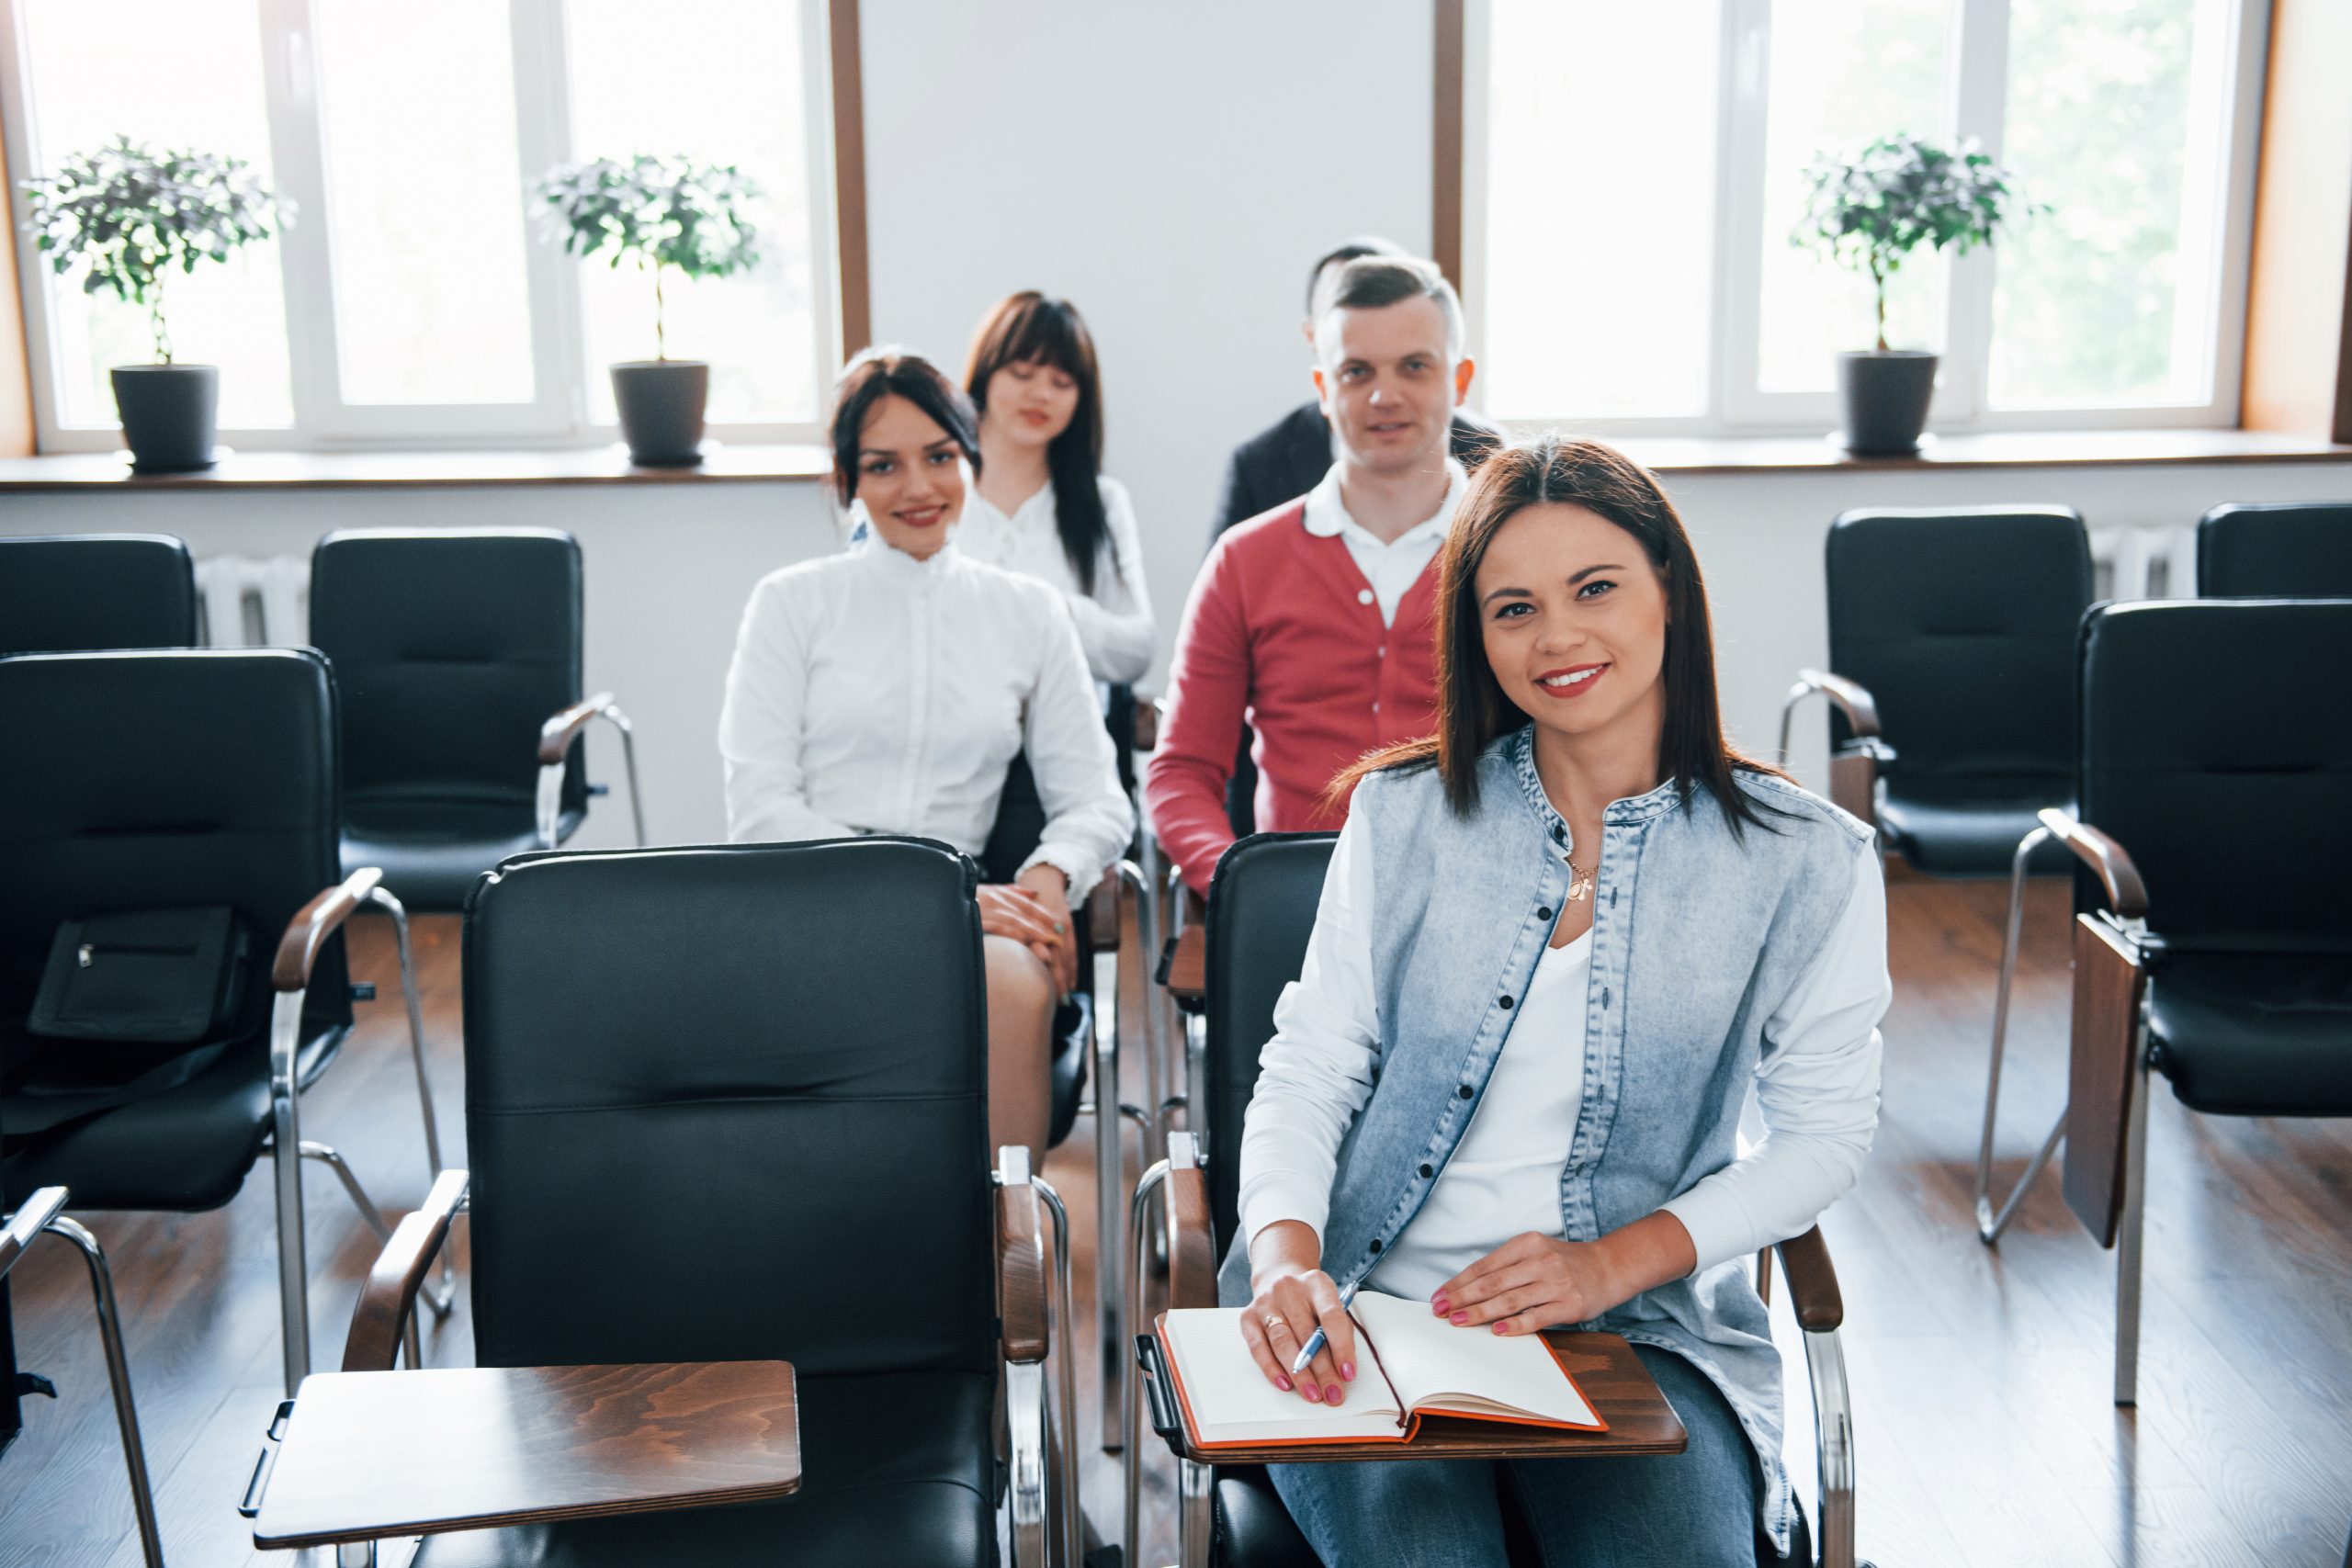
top-left (1241, 1219), bottom-right (1357, 1407)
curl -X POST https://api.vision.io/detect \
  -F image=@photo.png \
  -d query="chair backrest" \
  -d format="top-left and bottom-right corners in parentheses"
top-left (2196, 502), bottom-right (2352, 598)
top-left (2078, 600), bottom-right (2352, 953)
top-left (1203, 832), bottom-right (1339, 1252)
top-left (0, 649), bottom-right (350, 1056)
top-left (0, 535), bottom-right (198, 658)
top-left (1826, 508), bottom-right (2091, 784)
top-left (309, 530), bottom-right (586, 825)
top-left (460, 839), bottom-right (997, 1376)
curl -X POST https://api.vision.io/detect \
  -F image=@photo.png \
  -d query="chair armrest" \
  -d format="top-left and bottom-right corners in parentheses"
top-left (0, 1186), bottom-right (70, 1280)
top-left (273, 869), bottom-right (385, 993)
top-left (2035, 808), bottom-right (2148, 919)
top-left (342, 1168), bottom-right (469, 1371)
top-left (1133, 695), bottom-right (1160, 753)
top-left (997, 1148), bottom-right (1050, 1366)
top-left (538, 691), bottom-right (619, 766)
top-left (1774, 1226), bottom-right (1845, 1333)
top-left (1086, 874), bottom-right (1119, 950)
top-left (1795, 670), bottom-right (1884, 739)
top-left (1165, 1136), bottom-right (1216, 1311)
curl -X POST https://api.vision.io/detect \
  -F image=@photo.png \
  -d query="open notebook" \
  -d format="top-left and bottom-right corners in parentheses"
top-left (1157, 1292), bottom-right (1605, 1448)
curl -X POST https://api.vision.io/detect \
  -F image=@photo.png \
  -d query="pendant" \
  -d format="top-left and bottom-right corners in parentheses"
top-left (1565, 865), bottom-right (1596, 902)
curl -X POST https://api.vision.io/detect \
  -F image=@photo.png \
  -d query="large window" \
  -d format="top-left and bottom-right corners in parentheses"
top-left (1464, 0), bottom-right (2268, 433)
top-left (0, 0), bottom-right (841, 449)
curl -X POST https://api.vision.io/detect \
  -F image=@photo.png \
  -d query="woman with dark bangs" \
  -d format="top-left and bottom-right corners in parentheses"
top-left (960, 292), bottom-right (1155, 684)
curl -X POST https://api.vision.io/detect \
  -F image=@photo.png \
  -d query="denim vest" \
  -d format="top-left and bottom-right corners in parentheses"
top-left (1219, 726), bottom-right (1872, 1552)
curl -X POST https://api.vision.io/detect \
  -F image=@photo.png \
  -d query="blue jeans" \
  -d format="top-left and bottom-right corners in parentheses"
top-left (1270, 1346), bottom-right (1764, 1568)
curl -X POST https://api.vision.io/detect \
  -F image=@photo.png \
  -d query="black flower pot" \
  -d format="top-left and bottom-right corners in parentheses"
top-left (1835, 350), bottom-right (1938, 457)
top-left (110, 364), bottom-right (220, 472)
top-left (610, 360), bottom-right (709, 466)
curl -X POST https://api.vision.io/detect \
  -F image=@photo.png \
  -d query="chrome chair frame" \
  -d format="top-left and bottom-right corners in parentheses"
top-left (2, 1187), bottom-right (165, 1568)
top-left (535, 693), bottom-right (646, 851)
top-left (1777, 669), bottom-right (1894, 830)
top-left (1972, 807), bottom-right (2155, 1405)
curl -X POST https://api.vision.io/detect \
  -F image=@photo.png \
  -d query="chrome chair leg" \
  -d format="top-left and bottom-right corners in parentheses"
top-left (45, 1214), bottom-right (168, 1568)
top-left (1802, 1319), bottom-right (1858, 1568)
top-left (362, 886), bottom-right (455, 1317)
top-left (1179, 1452), bottom-right (1214, 1568)
top-left (1976, 825), bottom-right (2057, 1243)
top-left (1124, 1158), bottom-right (1171, 1568)
top-left (299, 1143), bottom-right (423, 1370)
top-left (270, 992), bottom-right (311, 1395)
top-left (2114, 1043), bottom-right (2152, 1406)
top-left (1034, 1179), bottom-right (1084, 1568)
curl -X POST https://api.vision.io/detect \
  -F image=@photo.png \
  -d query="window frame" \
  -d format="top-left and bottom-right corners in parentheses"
top-left (0, 0), bottom-right (848, 453)
top-left (1458, 0), bottom-right (2274, 436)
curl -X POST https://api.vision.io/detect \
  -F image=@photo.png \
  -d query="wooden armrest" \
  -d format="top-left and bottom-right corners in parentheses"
top-left (1165, 1159), bottom-right (1217, 1311)
top-left (1773, 1226), bottom-right (1844, 1332)
top-left (343, 1168), bottom-right (469, 1371)
top-left (1086, 874), bottom-right (1118, 949)
top-left (1796, 669), bottom-right (1884, 740)
top-left (2036, 809), bottom-right (2149, 919)
top-left (0, 1186), bottom-right (70, 1279)
top-left (537, 692), bottom-right (616, 766)
top-left (998, 1157), bottom-right (1049, 1366)
top-left (273, 868), bottom-right (384, 993)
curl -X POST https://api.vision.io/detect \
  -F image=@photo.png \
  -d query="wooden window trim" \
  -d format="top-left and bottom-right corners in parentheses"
top-left (828, 0), bottom-right (871, 359)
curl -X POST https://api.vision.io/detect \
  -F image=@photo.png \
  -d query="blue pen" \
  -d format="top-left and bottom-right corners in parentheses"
top-left (1290, 1270), bottom-right (1368, 1378)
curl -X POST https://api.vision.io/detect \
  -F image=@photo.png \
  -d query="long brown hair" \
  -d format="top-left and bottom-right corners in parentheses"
top-left (1341, 435), bottom-right (1788, 831)
top-left (963, 291), bottom-right (1109, 594)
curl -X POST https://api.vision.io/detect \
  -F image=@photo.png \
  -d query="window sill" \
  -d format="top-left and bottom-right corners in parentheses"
top-left (1610, 426), bottom-right (2352, 475)
top-left (0, 442), bottom-right (833, 491)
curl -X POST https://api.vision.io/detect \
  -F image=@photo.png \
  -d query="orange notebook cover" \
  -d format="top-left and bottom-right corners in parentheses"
top-left (1156, 1292), bottom-right (1608, 1450)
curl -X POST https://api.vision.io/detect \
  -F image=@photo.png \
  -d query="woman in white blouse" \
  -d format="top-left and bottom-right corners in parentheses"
top-left (957, 292), bottom-right (1155, 685)
top-left (718, 348), bottom-right (1133, 1160)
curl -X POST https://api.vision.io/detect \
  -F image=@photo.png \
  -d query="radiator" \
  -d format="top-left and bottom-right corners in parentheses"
top-left (194, 555), bottom-right (310, 647)
top-left (2087, 525), bottom-right (2199, 603)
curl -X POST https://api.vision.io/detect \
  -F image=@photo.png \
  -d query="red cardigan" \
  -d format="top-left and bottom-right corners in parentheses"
top-left (1146, 498), bottom-right (1441, 895)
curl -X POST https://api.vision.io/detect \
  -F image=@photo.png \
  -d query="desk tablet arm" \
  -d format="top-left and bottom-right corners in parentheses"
top-left (342, 1168), bottom-right (470, 1373)
top-left (537, 692), bottom-right (646, 849)
top-left (1777, 671), bottom-right (1894, 830)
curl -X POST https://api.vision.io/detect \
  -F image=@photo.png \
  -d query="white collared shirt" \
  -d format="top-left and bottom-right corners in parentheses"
top-left (1237, 807), bottom-right (1889, 1288)
top-left (718, 537), bottom-right (1134, 896)
top-left (957, 474), bottom-right (1157, 685)
top-left (1299, 457), bottom-right (1468, 626)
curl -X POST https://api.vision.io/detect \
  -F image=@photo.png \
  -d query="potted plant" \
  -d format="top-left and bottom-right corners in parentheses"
top-left (533, 154), bottom-right (763, 466)
top-left (1794, 134), bottom-right (2032, 455)
top-left (20, 136), bottom-right (286, 471)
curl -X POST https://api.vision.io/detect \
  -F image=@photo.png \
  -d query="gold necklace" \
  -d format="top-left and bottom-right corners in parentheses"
top-left (1565, 855), bottom-right (1597, 902)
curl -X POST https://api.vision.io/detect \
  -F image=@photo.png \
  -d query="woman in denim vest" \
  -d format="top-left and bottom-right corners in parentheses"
top-left (1225, 436), bottom-right (1889, 1565)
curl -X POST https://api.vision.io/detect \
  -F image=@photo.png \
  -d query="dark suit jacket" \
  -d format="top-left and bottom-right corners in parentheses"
top-left (1206, 400), bottom-right (1501, 548)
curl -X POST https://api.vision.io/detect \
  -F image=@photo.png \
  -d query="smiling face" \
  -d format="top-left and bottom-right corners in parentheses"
top-left (980, 357), bottom-right (1080, 452)
top-left (854, 392), bottom-right (968, 559)
top-left (1475, 502), bottom-right (1670, 742)
top-left (1312, 296), bottom-right (1471, 478)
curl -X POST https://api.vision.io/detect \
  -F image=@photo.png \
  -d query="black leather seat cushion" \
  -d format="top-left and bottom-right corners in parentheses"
top-left (2149, 953), bottom-right (2352, 1116)
top-left (343, 804), bottom-right (583, 913)
top-left (0, 534), bottom-right (197, 657)
top-left (2197, 502), bottom-right (2352, 599)
top-left (1215, 1467), bottom-right (1323, 1568)
top-left (409, 1371), bottom-right (993, 1568)
top-left (1874, 773), bottom-right (2074, 876)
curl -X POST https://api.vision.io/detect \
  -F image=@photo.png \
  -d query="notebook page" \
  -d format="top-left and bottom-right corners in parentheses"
top-left (1159, 1308), bottom-right (1406, 1445)
top-left (1353, 1293), bottom-right (1600, 1427)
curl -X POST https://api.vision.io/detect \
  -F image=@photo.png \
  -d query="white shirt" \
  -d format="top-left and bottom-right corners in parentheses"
top-left (1299, 458), bottom-right (1468, 626)
top-left (958, 475), bottom-right (1156, 684)
top-left (1237, 807), bottom-right (1888, 1283)
top-left (718, 537), bottom-right (1134, 897)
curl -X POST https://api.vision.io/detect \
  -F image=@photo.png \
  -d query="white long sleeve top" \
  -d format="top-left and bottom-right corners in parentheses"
top-left (956, 475), bottom-right (1156, 684)
top-left (1237, 809), bottom-right (1888, 1289)
top-left (718, 536), bottom-right (1134, 897)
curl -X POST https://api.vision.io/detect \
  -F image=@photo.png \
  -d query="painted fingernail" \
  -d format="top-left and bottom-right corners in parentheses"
top-left (1492, 1324), bottom-right (1510, 1335)
top-left (1431, 1296), bottom-right (1450, 1313)
top-left (1340, 1361), bottom-right (1355, 1381)
top-left (1325, 1384), bottom-right (1343, 1404)
top-left (1304, 1384), bottom-right (1323, 1403)
top-left (1450, 1311), bottom-right (1469, 1325)
top-left (1275, 1376), bottom-right (1293, 1392)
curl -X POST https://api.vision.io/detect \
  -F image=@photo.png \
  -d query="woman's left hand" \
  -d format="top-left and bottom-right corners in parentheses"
top-left (1012, 863), bottom-right (1078, 993)
top-left (1430, 1232), bottom-right (1619, 1337)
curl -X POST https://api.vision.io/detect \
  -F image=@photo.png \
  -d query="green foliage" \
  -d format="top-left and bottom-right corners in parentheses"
top-left (19, 136), bottom-right (286, 365)
top-left (1794, 134), bottom-right (2034, 350)
top-left (532, 154), bottom-right (763, 359)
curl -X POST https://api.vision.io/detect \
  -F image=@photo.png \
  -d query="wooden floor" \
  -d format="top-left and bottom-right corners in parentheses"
top-left (5, 875), bottom-right (2350, 1566)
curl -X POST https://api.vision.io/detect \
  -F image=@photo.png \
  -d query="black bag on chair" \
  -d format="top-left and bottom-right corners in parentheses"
top-left (29, 908), bottom-right (251, 1045)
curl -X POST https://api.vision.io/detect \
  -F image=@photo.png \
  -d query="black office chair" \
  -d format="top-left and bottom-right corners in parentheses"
top-left (1126, 832), bottom-right (1866, 1568)
top-left (306, 839), bottom-right (1077, 1566)
top-left (1781, 507), bottom-right (2090, 874)
top-left (1973, 600), bottom-right (2352, 1405)
top-left (0, 649), bottom-right (448, 1397)
top-left (309, 529), bottom-right (644, 913)
top-left (0, 1186), bottom-right (164, 1565)
top-left (2196, 502), bottom-right (2352, 597)
top-left (0, 534), bottom-right (198, 658)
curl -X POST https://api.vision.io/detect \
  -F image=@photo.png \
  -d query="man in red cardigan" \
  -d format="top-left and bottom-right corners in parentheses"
top-left (1148, 256), bottom-right (1477, 895)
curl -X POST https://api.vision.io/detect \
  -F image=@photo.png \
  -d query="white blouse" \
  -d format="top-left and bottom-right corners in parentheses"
top-left (1237, 808), bottom-right (1889, 1284)
top-left (956, 474), bottom-right (1156, 684)
top-left (717, 537), bottom-right (1134, 897)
